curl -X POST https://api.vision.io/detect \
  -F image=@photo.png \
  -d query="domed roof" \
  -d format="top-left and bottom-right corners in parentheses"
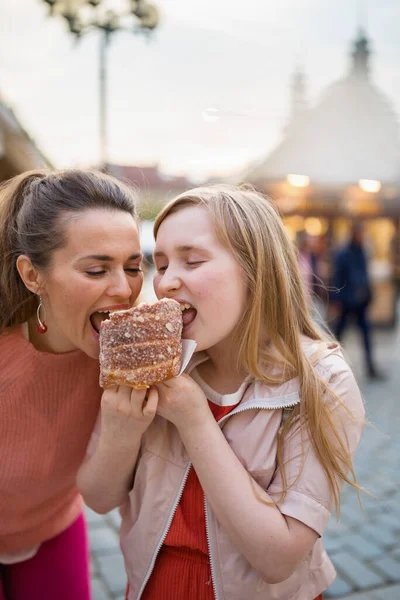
top-left (247, 32), bottom-right (400, 186)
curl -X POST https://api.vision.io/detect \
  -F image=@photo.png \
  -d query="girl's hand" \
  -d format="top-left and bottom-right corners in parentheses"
top-left (155, 374), bottom-right (212, 431)
top-left (100, 385), bottom-right (159, 444)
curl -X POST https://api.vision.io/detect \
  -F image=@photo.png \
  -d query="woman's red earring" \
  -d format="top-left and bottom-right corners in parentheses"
top-left (36, 296), bottom-right (48, 334)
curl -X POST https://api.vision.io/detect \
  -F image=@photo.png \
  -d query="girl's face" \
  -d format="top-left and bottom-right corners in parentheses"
top-left (36, 208), bottom-right (143, 358)
top-left (153, 205), bottom-right (248, 356)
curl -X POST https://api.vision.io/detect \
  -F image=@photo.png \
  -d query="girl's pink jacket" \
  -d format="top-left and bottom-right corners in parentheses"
top-left (93, 340), bottom-right (365, 600)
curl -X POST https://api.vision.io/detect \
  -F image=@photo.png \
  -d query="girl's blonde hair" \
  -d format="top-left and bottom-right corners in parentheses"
top-left (154, 183), bottom-right (361, 513)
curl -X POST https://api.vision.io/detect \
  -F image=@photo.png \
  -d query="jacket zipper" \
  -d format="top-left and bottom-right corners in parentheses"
top-left (204, 496), bottom-right (220, 600)
top-left (217, 396), bottom-right (300, 427)
top-left (136, 462), bottom-right (192, 600)
top-left (137, 396), bottom-right (300, 599)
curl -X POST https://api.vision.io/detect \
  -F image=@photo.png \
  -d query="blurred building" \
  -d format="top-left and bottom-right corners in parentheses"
top-left (0, 97), bottom-right (51, 181)
top-left (244, 30), bottom-right (400, 326)
top-left (107, 163), bottom-right (193, 220)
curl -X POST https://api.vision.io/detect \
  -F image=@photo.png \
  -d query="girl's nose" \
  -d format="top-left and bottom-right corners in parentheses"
top-left (157, 268), bottom-right (181, 295)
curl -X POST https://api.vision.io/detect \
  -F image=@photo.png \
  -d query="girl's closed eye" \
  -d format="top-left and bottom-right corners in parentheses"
top-left (156, 260), bottom-right (204, 272)
top-left (186, 261), bottom-right (204, 267)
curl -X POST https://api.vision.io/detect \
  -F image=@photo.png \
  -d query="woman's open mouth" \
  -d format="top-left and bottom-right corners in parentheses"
top-left (90, 310), bottom-right (111, 334)
top-left (90, 305), bottom-right (131, 336)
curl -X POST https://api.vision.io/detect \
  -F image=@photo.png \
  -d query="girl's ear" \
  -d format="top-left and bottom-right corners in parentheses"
top-left (16, 255), bottom-right (46, 295)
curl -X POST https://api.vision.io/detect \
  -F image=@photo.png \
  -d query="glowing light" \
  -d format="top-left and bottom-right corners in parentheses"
top-left (287, 174), bottom-right (310, 188)
top-left (359, 179), bottom-right (381, 193)
top-left (284, 215), bottom-right (305, 232)
top-left (304, 217), bottom-right (328, 237)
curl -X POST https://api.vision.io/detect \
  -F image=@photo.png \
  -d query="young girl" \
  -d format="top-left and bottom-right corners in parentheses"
top-left (78, 185), bottom-right (365, 600)
top-left (0, 169), bottom-right (143, 600)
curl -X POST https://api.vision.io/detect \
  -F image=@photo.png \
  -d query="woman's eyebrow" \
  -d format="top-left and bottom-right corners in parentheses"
top-left (78, 253), bottom-right (142, 262)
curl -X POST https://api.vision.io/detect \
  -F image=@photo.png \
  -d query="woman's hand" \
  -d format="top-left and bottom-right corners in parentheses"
top-left (100, 385), bottom-right (159, 445)
top-left (155, 374), bottom-right (212, 431)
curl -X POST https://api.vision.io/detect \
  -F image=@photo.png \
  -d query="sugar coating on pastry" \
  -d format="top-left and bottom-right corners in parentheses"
top-left (99, 298), bottom-right (183, 389)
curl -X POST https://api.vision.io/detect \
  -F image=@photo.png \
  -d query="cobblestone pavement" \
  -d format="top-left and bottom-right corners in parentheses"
top-left (88, 322), bottom-right (400, 600)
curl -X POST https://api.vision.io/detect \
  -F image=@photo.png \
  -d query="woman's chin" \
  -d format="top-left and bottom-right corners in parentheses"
top-left (80, 327), bottom-right (100, 358)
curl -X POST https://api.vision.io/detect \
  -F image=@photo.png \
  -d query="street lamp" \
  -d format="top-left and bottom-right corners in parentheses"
top-left (42, 0), bottom-right (159, 168)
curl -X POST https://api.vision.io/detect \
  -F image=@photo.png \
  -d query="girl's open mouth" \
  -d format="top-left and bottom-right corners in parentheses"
top-left (180, 303), bottom-right (197, 328)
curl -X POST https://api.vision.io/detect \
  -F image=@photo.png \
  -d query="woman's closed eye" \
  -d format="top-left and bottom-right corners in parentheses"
top-left (86, 267), bottom-right (142, 277)
top-left (85, 270), bottom-right (106, 277)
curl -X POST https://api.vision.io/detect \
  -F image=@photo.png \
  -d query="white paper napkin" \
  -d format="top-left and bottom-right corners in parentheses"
top-left (178, 339), bottom-right (198, 375)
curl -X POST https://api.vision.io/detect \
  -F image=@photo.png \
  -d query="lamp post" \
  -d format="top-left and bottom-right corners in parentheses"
top-left (42, 0), bottom-right (159, 168)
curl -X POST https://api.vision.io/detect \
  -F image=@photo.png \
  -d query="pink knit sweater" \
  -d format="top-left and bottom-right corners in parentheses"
top-left (0, 326), bottom-right (102, 553)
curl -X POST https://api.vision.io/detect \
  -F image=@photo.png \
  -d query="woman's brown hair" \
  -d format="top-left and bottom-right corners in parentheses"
top-left (0, 168), bottom-right (139, 334)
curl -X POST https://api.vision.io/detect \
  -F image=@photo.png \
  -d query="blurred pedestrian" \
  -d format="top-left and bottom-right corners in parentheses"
top-left (390, 227), bottom-right (400, 300)
top-left (0, 169), bottom-right (143, 600)
top-left (297, 232), bottom-right (327, 323)
top-left (331, 223), bottom-right (384, 379)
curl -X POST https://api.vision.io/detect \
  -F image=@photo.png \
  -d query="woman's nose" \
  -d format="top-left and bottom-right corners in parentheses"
top-left (107, 272), bottom-right (133, 299)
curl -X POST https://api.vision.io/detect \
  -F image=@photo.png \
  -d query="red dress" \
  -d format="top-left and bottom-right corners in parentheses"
top-left (141, 400), bottom-right (235, 600)
top-left (140, 471), bottom-right (213, 599)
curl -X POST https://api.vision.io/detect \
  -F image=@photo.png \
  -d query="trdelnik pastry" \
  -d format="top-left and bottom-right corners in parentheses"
top-left (99, 298), bottom-right (185, 389)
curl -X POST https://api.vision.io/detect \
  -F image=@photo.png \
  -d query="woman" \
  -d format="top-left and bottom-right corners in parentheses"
top-left (0, 169), bottom-right (143, 600)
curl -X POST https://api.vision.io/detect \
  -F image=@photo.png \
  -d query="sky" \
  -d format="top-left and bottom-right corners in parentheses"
top-left (0, 0), bottom-right (399, 180)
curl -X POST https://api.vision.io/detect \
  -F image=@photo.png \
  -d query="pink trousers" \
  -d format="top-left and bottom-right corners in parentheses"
top-left (0, 513), bottom-right (91, 600)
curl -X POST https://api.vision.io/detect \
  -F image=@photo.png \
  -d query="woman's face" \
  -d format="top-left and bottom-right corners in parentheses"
top-left (153, 205), bottom-right (248, 357)
top-left (36, 208), bottom-right (143, 358)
